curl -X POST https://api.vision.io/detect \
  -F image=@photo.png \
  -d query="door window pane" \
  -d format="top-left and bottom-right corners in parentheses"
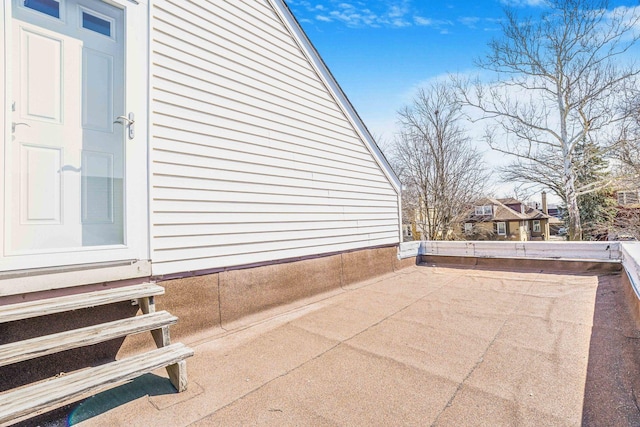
top-left (82, 11), bottom-right (111, 37)
top-left (24, 0), bottom-right (60, 18)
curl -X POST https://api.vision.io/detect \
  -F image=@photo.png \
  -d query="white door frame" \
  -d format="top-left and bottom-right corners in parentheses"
top-left (0, 0), bottom-right (149, 274)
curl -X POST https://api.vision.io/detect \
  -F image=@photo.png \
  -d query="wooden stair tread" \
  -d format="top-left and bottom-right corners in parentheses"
top-left (0, 343), bottom-right (194, 425)
top-left (0, 311), bottom-right (177, 368)
top-left (0, 283), bottom-right (164, 323)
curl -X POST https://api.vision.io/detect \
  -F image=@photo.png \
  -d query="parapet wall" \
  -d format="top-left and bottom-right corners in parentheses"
top-left (420, 255), bottom-right (622, 274)
top-left (400, 240), bottom-right (640, 328)
top-left (151, 241), bottom-right (638, 344)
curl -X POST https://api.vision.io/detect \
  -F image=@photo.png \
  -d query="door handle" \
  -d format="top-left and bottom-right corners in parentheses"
top-left (11, 122), bottom-right (30, 133)
top-left (114, 113), bottom-right (135, 139)
top-left (59, 165), bottom-right (82, 173)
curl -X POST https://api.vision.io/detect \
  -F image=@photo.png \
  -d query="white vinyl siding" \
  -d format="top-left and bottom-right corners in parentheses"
top-left (149, 0), bottom-right (400, 275)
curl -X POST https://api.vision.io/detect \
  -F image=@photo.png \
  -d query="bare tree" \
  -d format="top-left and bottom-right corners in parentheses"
top-left (615, 90), bottom-right (640, 179)
top-left (455, 0), bottom-right (640, 240)
top-left (392, 82), bottom-right (489, 240)
top-left (502, 185), bottom-right (534, 203)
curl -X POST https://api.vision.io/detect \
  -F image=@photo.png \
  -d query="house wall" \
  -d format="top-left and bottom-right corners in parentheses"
top-left (507, 221), bottom-right (520, 240)
top-left (148, 0), bottom-right (400, 276)
top-left (519, 222), bottom-right (528, 241)
top-left (464, 222), bottom-right (494, 240)
top-left (530, 219), bottom-right (548, 240)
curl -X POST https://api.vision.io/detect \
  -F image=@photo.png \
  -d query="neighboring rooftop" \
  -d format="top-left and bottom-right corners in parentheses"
top-left (29, 262), bottom-right (640, 426)
top-left (469, 197), bottom-right (549, 222)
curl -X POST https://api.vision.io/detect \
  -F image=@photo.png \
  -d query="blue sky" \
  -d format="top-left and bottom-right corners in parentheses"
top-left (286, 0), bottom-right (544, 141)
top-left (287, 0), bottom-right (640, 199)
top-left (287, 0), bottom-right (640, 144)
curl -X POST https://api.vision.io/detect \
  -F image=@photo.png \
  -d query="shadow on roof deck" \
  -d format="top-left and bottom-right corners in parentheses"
top-left (582, 272), bottom-right (640, 426)
top-left (18, 261), bottom-right (640, 427)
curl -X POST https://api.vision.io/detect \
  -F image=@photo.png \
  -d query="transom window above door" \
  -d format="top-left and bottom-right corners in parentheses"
top-left (20, 0), bottom-right (115, 39)
top-left (80, 8), bottom-right (112, 37)
top-left (23, 0), bottom-right (60, 18)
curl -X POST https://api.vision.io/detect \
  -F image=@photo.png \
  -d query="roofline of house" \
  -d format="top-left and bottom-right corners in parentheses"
top-left (473, 197), bottom-right (550, 221)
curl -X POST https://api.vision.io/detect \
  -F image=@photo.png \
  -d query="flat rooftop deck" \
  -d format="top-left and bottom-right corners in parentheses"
top-left (41, 264), bottom-right (640, 426)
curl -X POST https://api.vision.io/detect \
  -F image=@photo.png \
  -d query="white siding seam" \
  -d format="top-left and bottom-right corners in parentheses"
top-left (153, 230), bottom-right (398, 248)
top-left (153, 62), bottom-right (348, 126)
top-left (153, 222), bottom-right (400, 237)
top-left (153, 187), bottom-right (396, 204)
top-left (169, 0), bottom-right (313, 75)
top-left (153, 138), bottom-right (383, 175)
top-left (153, 73), bottom-right (354, 135)
top-left (152, 13), bottom-right (332, 103)
top-left (219, 1), bottom-right (303, 49)
top-left (153, 149), bottom-right (389, 184)
top-left (153, 90), bottom-right (362, 147)
top-left (152, 117), bottom-right (372, 164)
top-left (152, 169), bottom-right (395, 194)
top-left (153, 174), bottom-right (397, 197)
top-left (167, 0), bottom-right (312, 70)
top-left (152, 162), bottom-right (394, 191)
top-left (153, 78), bottom-right (356, 139)
top-left (152, 235), bottom-right (399, 260)
top-left (152, 49), bottom-right (344, 121)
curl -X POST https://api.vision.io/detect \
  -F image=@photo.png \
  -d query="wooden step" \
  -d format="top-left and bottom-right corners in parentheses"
top-left (0, 311), bottom-right (177, 368)
top-left (0, 343), bottom-right (194, 426)
top-left (0, 283), bottom-right (164, 323)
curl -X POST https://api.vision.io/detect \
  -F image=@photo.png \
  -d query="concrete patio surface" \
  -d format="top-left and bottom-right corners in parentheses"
top-left (30, 264), bottom-right (640, 426)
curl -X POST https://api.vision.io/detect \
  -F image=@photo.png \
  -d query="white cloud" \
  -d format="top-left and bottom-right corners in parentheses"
top-left (458, 16), bottom-right (503, 32)
top-left (388, 4), bottom-right (409, 18)
top-left (459, 16), bottom-right (480, 28)
top-left (289, 0), bottom-right (421, 29)
top-left (499, 0), bottom-right (548, 6)
top-left (413, 16), bottom-right (433, 26)
top-left (414, 16), bottom-right (452, 29)
top-left (288, 0), bottom-right (484, 33)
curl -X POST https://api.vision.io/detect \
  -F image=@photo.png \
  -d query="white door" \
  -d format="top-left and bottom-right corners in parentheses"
top-left (8, 0), bottom-right (125, 254)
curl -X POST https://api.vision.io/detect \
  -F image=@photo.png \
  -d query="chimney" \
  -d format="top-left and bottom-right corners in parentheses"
top-left (541, 192), bottom-right (548, 214)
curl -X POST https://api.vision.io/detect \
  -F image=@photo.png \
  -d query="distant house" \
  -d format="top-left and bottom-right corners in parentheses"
top-left (617, 188), bottom-right (640, 207)
top-left (462, 197), bottom-right (550, 241)
top-left (546, 204), bottom-right (564, 219)
top-left (610, 187), bottom-right (640, 240)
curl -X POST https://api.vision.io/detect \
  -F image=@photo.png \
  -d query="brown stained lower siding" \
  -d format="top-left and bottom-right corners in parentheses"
top-left (146, 246), bottom-right (411, 339)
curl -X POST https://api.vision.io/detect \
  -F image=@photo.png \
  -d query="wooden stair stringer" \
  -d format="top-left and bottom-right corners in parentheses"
top-left (0, 282), bottom-right (193, 426)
